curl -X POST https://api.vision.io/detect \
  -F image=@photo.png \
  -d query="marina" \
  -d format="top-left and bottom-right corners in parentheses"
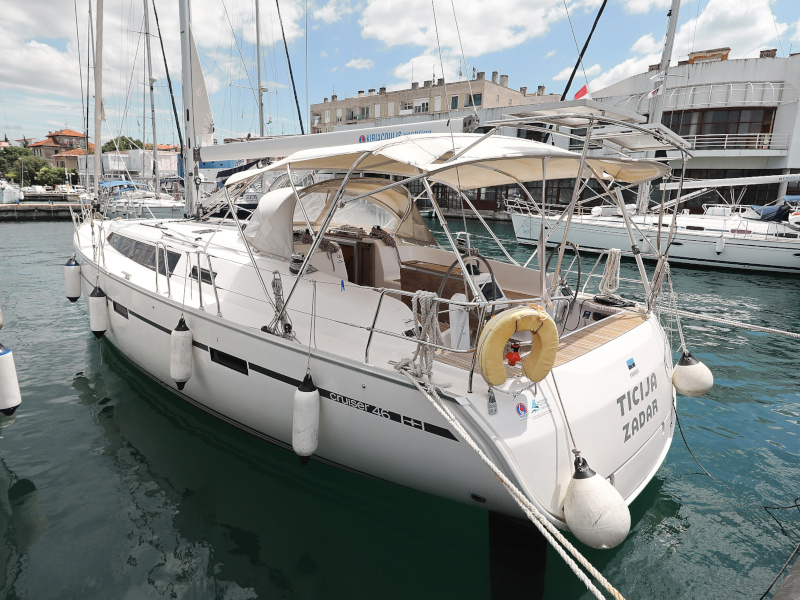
top-left (2, 0), bottom-right (800, 595)
top-left (1, 218), bottom-right (799, 598)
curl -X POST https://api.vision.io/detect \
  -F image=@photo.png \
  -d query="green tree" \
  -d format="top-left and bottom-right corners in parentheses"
top-left (34, 166), bottom-right (69, 186)
top-left (102, 136), bottom-right (144, 153)
top-left (0, 146), bottom-right (33, 176)
top-left (10, 155), bottom-right (49, 186)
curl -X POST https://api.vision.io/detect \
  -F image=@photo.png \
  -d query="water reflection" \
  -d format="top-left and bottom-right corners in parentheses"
top-left (0, 456), bottom-right (49, 596)
top-left (73, 343), bottom-right (490, 599)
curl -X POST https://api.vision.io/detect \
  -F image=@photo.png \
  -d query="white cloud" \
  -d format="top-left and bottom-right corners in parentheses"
top-left (590, 0), bottom-right (790, 93)
top-left (589, 54), bottom-right (660, 92)
top-left (631, 33), bottom-right (663, 55)
top-left (620, 0), bottom-right (671, 15)
top-left (546, 50), bottom-right (556, 58)
top-left (313, 0), bottom-right (354, 24)
top-left (345, 58), bottom-right (375, 70)
top-left (672, 0), bottom-right (787, 60)
top-left (320, 50), bottom-right (329, 58)
top-left (391, 54), bottom-right (462, 86)
top-left (360, 0), bottom-right (567, 57)
top-left (552, 63), bottom-right (601, 81)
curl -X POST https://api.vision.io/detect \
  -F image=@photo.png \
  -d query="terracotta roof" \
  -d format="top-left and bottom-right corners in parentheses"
top-left (47, 129), bottom-right (85, 138)
top-left (30, 138), bottom-right (60, 147)
top-left (53, 148), bottom-right (89, 157)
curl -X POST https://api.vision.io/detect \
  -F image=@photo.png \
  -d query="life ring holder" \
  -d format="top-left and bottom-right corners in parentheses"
top-left (476, 305), bottom-right (559, 387)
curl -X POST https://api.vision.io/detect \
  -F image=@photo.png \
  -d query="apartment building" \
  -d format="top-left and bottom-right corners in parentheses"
top-left (310, 71), bottom-right (558, 133)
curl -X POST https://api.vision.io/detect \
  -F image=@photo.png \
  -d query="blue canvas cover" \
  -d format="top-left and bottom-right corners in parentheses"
top-left (749, 204), bottom-right (790, 222)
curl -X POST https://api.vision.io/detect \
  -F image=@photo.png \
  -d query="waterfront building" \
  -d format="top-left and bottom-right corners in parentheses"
top-left (29, 129), bottom-right (88, 164)
top-left (593, 47), bottom-right (800, 202)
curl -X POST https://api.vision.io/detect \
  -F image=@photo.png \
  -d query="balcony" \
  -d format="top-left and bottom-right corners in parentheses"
top-left (683, 132), bottom-right (789, 151)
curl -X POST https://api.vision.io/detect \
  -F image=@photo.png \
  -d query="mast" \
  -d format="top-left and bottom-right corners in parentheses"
top-left (179, 0), bottom-right (199, 215)
top-left (93, 0), bottom-right (103, 198)
top-left (648, 0), bottom-right (681, 128)
top-left (635, 0), bottom-right (680, 214)
top-left (256, 0), bottom-right (265, 137)
top-left (143, 0), bottom-right (160, 194)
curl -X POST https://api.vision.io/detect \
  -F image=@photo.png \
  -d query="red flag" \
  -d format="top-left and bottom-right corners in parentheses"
top-left (574, 85), bottom-right (591, 100)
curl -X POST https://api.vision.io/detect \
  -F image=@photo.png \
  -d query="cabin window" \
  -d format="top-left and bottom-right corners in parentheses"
top-left (209, 348), bottom-right (249, 375)
top-left (190, 266), bottom-right (217, 285)
top-left (106, 233), bottom-right (181, 274)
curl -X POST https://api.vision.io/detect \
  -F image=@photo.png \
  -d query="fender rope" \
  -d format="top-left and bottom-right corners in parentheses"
top-left (395, 292), bottom-right (625, 600)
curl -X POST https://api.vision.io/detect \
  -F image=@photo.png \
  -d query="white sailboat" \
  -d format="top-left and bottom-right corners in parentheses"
top-left (506, 0), bottom-right (800, 274)
top-left (508, 157), bottom-right (800, 274)
top-left (65, 2), bottom-right (716, 578)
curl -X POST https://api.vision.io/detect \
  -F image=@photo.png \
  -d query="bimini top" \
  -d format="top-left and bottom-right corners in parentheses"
top-left (226, 133), bottom-right (669, 190)
top-left (274, 133), bottom-right (666, 187)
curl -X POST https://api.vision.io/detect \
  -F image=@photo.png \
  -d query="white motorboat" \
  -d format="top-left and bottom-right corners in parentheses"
top-left (1, 180), bottom-right (24, 204)
top-left (67, 127), bottom-right (693, 552)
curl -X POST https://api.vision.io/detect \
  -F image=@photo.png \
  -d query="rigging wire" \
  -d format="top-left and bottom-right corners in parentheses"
top-left (73, 0), bottom-right (85, 144)
top-left (561, 0), bottom-right (595, 95)
top-left (448, 0), bottom-right (478, 120)
top-left (275, 0), bottom-right (305, 134)
top-left (221, 0), bottom-right (259, 107)
top-left (151, 0), bottom-right (184, 151)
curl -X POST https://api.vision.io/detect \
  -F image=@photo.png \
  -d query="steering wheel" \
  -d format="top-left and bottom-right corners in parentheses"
top-left (436, 252), bottom-right (500, 319)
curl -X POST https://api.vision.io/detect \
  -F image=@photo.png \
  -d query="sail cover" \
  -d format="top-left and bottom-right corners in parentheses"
top-left (244, 188), bottom-right (296, 258)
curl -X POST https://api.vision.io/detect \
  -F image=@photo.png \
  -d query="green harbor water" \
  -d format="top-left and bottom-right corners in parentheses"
top-left (0, 218), bottom-right (798, 599)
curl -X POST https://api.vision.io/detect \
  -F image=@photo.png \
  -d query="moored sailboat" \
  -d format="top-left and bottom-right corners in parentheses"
top-left (66, 6), bottom-right (717, 590)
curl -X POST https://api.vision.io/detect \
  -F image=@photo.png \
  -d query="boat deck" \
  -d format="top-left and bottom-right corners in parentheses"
top-left (435, 310), bottom-right (649, 376)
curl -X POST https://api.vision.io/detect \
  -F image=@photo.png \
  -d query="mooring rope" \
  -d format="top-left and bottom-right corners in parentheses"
top-left (394, 291), bottom-right (625, 600)
top-left (598, 248), bottom-right (622, 296)
top-left (672, 308), bottom-right (800, 339)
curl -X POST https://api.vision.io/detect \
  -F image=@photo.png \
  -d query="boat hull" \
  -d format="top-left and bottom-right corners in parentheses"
top-left (511, 212), bottom-right (800, 273)
top-left (73, 217), bottom-right (676, 528)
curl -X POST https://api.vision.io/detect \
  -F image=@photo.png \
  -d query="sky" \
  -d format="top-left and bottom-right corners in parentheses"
top-left (0, 0), bottom-right (798, 146)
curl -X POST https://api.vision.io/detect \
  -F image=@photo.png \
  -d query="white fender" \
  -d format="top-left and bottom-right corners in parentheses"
top-left (293, 373), bottom-right (320, 459)
top-left (672, 351), bottom-right (714, 397)
top-left (715, 236), bottom-right (725, 255)
top-left (0, 344), bottom-right (22, 416)
top-left (448, 293), bottom-right (470, 350)
top-left (88, 286), bottom-right (108, 339)
top-left (64, 257), bottom-right (82, 303)
top-left (563, 456), bottom-right (630, 549)
top-left (170, 317), bottom-right (193, 390)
